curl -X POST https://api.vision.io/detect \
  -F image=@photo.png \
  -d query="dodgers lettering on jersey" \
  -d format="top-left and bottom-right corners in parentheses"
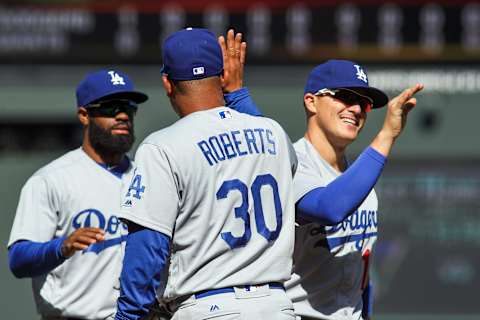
top-left (326, 208), bottom-right (378, 252)
top-left (197, 128), bottom-right (276, 166)
top-left (72, 208), bottom-right (128, 254)
top-left (285, 138), bottom-right (378, 320)
top-left (120, 107), bottom-right (297, 301)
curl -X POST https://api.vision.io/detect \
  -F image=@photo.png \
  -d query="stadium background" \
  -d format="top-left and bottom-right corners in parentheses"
top-left (0, 1), bottom-right (479, 319)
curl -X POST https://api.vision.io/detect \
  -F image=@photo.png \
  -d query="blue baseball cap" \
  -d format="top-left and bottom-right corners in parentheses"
top-left (161, 27), bottom-right (223, 81)
top-left (304, 59), bottom-right (388, 109)
top-left (76, 69), bottom-right (148, 107)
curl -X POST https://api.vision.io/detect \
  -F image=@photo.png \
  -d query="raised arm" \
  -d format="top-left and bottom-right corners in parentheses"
top-left (298, 84), bottom-right (424, 224)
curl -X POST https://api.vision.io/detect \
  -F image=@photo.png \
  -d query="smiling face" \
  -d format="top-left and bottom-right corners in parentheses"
top-left (305, 90), bottom-right (368, 149)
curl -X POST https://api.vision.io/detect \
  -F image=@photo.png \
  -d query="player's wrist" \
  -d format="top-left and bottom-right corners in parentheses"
top-left (60, 241), bottom-right (73, 258)
top-left (370, 131), bottom-right (396, 157)
top-left (223, 84), bottom-right (243, 94)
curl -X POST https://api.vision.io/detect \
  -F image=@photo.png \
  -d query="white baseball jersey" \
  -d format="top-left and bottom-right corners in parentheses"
top-left (120, 107), bottom-right (297, 300)
top-left (8, 148), bottom-right (132, 319)
top-left (284, 138), bottom-right (378, 320)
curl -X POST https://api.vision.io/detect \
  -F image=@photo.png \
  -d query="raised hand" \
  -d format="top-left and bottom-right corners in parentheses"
top-left (382, 83), bottom-right (424, 139)
top-left (61, 227), bottom-right (105, 258)
top-left (218, 29), bottom-right (247, 93)
top-left (371, 83), bottom-right (424, 156)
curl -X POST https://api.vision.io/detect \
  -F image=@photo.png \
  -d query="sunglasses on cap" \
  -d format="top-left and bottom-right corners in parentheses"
top-left (315, 88), bottom-right (373, 112)
top-left (86, 99), bottom-right (138, 117)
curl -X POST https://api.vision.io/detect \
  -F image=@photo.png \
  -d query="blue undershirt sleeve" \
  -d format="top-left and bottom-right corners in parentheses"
top-left (297, 147), bottom-right (386, 225)
top-left (224, 87), bottom-right (263, 116)
top-left (115, 226), bottom-right (171, 320)
top-left (8, 237), bottom-right (67, 278)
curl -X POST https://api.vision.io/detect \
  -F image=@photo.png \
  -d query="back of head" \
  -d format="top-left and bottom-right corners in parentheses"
top-left (161, 28), bottom-right (224, 113)
top-left (162, 27), bottom-right (223, 84)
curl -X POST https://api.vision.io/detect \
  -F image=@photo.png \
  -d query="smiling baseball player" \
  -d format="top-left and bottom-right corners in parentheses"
top-left (219, 37), bottom-right (424, 319)
top-left (8, 70), bottom-right (148, 320)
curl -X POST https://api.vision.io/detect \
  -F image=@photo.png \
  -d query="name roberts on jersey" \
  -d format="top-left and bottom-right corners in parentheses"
top-left (197, 127), bottom-right (276, 166)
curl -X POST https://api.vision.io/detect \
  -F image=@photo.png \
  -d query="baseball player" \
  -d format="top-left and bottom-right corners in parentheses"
top-left (115, 28), bottom-right (298, 320)
top-left (221, 56), bottom-right (423, 319)
top-left (8, 70), bottom-right (148, 320)
top-left (284, 61), bottom-right (423, 320)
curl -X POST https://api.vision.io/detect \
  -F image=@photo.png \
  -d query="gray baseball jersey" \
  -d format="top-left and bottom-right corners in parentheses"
top-left (8, 148), bottom-right (132, 319)
top-left (119, 107), bottom-right (297, 300)
top-left (284, 138), bottom-right (378, 320)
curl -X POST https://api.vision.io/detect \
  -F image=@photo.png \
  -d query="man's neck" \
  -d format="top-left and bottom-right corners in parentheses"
top-left (305, 128), bottom-right (348, 173)
top-left (174, 91), bottom-right (225, 117)
top-left (82, 140), bottom-right (124, 166)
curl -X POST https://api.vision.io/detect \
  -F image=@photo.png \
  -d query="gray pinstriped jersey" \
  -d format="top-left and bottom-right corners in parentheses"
top-left (120, 107), bottom-right (297, 301)
top-left (8, 148), bottom-right (132, 319)
top-left (285, 138), bottom-right (378, 320)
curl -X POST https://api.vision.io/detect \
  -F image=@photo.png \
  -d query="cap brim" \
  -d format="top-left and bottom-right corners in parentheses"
top-left (340, 87), bottom-right (388, 109)
top-left (92, 91), bottom-right (149, 104)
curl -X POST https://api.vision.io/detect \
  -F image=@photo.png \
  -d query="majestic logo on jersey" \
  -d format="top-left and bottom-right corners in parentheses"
top-left (108, 71), bottom-right (126, 85)
top-left (354, 65), bottom-right (368, 83)
top-left (73, 208), bottom-right (128, 254)
top-left (210, 305), bottom-right (220, 312)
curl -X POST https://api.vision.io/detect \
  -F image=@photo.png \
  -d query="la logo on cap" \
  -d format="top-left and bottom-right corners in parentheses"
top-left (108, 71), bottom-right (125, 85)
top-left (354, 65), bottom-right (368, 83)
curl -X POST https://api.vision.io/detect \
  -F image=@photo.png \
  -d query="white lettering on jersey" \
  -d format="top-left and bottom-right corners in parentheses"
top-left (354, 65), bottom-right (368, 83)
top-left (108, 71), bottom-right (126, 85)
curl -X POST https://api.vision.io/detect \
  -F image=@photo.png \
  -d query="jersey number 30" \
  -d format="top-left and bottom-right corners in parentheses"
top-left (217, 174), bottom-right (282, 249)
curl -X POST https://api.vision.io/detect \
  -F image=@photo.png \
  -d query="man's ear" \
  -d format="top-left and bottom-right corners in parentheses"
top-left (77, 107), bottom-right (89, 126)
top-left (162, 75), bottom-right (174, 97)
top-left (304, 93), bottom-right (317, 115)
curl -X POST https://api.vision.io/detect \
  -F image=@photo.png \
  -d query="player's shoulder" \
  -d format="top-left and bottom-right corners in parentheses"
top-left (139, 127), bottom-right (174, 148)
top-left (292, 137), bottom-right (311, 157)
top-left (32, 148), bottom-right (88, 178)
top-left (292, 137), bottom-right (321, 169)
top-left (256, 114), bottom-right (285, 130)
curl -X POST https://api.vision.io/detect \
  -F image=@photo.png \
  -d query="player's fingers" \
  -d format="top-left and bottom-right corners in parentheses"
top-left (79, 227), bottom-right (105, 234)
top-left (227, 29), bottom-right (235, 56)
top-left (75, 230), bottom-right (104, 241)
top-left (240, 42), bottom-right (247, 65)
top-left (234, 32), bottom-right (242, 58)
top-left (76, 235), bottom-right (100, 245)
top-left (399, 83), bottom-right (424, 103)
top-left (402, 97), bottom-right (417, 113)
top-left (72, 242), bottom-right (90, 251)
top-left (412, 83), bottom-right (424, 95)
top-left (218, 36), bottom-right (228, 62)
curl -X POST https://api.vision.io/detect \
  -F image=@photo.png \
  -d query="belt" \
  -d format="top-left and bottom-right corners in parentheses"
top-left (194, 282), bottom-right (285, 299)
